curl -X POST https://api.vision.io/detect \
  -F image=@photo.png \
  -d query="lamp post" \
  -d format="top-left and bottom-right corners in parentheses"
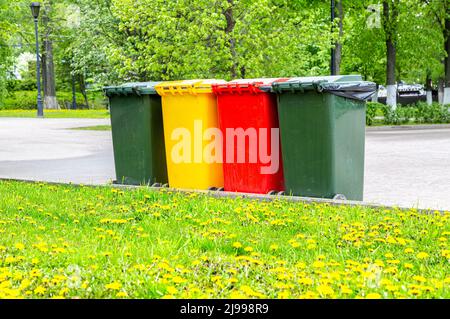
top-left (30, 2), bottom-right (44, 118)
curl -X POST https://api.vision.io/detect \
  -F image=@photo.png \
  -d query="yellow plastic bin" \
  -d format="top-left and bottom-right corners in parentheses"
top-left (155, 80), bottom-right (225, 190)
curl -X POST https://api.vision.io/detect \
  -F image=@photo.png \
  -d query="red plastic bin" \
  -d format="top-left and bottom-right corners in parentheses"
top-left (212, 79), bottom-right (286, 194)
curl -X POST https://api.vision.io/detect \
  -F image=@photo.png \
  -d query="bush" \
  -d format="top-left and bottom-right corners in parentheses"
top-left (0, 90), bottom-right (107, 110)
top-left (382, 107), bottom-right (400, 125)
top-left (374, 102), bottom-right (450, 126)
top-left (6, 79), bottom-right (37, 91)
top-left (1, 91), bottom-right (37, 110)
top-left (366, 102), bottom-right (382, 126)
top-left (416, 102), bottom-right (450, 124)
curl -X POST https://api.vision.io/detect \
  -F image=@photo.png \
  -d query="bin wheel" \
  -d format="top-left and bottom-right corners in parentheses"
top-left (268, 190), bottom-right (277, 195)
top-left (162, 183), bottom-right (169, 188)
top-left (151, 183), bottom-right (161, 188)
top-left (208, 187), bottom-right (218, 191)
top-left (217, 187), bottom-right (225, 192)
top-left (277, 191), bottom-right (285, 196)
top-left (333, 194), bottom-right (347, 201)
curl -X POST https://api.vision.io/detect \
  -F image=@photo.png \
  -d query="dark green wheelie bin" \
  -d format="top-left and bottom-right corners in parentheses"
top-left (270, 75), bottom-right (376, 201)
top-left (104, 82), bottom-right (168, 186)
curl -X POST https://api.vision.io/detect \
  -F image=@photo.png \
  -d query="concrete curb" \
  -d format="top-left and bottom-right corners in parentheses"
top-left (366, 124), bottom-right (450, 131)
top-left (0, 177), bottom-right (446, 214)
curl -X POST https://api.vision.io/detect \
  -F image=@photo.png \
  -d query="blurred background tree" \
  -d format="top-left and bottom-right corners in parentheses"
top-left (0, 0), bottom-right (447, 109)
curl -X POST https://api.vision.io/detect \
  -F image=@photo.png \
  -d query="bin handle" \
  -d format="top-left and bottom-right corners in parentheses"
top-left (132, 87), bottom-right (142, 96)
top-left (315, 83), bottom-right (324, 93)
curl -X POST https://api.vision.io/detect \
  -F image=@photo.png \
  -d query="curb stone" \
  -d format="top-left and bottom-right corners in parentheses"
top-left (366, 124), bottom-right (450, 131)
top-left (0, 177), bottom-right (446, 215)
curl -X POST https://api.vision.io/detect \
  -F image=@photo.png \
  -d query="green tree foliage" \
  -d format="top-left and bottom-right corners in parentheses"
top-left (0, 0), bottom-right (15, 102)
top-left (397, 0), bottom-right (444, 83)
top-left (0, 0), bottom-right (448, 102)
top-left (106, 0), bottom-right (333, 81)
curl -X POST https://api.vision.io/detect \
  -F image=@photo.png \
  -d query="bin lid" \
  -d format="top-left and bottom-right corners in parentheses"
top-left (270, 75), bottom-right (376, 101)
top-left (212, 78), bottom-right (287, 95)
top-left (155, 79), bottom-right (226, 96)
top-left (104, 82), bottom-right (161, 96)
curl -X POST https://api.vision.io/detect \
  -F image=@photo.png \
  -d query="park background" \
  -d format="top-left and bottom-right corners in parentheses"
top-left (1, 0), bottom-right (450, 300)
top-left (0, 0), bottom-right (448, 116)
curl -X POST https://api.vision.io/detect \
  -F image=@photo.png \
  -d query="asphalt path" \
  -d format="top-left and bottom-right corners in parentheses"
top-left (1, 118), bottom-right (449, 210)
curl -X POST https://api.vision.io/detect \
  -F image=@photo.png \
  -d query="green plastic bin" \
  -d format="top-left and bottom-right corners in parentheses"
top-left (104, 82), bottom-right (168, 186)
top-left (269, 75), bottom-right (376, 201)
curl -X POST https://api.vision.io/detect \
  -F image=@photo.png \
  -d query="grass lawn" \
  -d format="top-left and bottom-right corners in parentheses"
top-left (0, 180), bottom-right (449, 299)
top-left (0, 110), bottom-right (110, 119)
top-left (71, 125), bottom-right (111, 131)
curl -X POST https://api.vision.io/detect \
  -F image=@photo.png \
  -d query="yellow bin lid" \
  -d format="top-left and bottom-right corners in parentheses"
top-left (155, 79), bottom-right (226, 96)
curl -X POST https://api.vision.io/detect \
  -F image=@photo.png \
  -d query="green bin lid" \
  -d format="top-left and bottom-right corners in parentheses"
top-left (271, 75), bottom-right (363, 92)
top-left (270, 75), bottom-right (376, 101)
top-left (104, 82), bottom-right (161, 96)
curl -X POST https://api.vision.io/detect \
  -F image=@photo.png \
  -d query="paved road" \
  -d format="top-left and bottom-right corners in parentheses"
top-left (0, 118), bottom-right (114, 185)
top-left (0, 118), bottom-right (449, 210)
top-left (365, 127), bottom-right (450, 211)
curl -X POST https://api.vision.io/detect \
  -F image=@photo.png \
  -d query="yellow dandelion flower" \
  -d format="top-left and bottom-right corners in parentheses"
top-left (295, 262), bottom-right (306, 269)
top-left (269, 244), bottom-right (279, 251)
top-left (385, 285), bottom-right (399, 292)
top-left (413, 275), bottom-right (427, 283)
top-left (278, 291), bottom-right (290, 299)
top-left (298, 277), bottom-right (314, 286)
top-left (416, 252), bottom-right (429, 259)
top-left (404, 248), bottom-right (414, 254)
top-left (105, 282), bottom-right (122, 290)
top-left (166, 286), bottom-right (178, 295)
top-left (366, 293), bottom-right (382, 299)
top-left (312, 261), bottom-right (325, 268)
top-left (230, 291), bottom-right (247, 299)
top-left (14, 243), bottom-right (25, 250)
top-left (340, 286), bottom-right (353, 295)
top-left (172, 276), bottom-right (187, 284)
top-left (317, 285), bottom-right (334, 296)
top-left (232, 242), bottom-right (243, 249)
top-left (19, 278), bottom-right (31, 290)
top-left (301, 291), bottom-right (319, 299)
top-left (116, 291), bottom-right (128, 298)
top-left (34, 286), bottom-right (46, 295)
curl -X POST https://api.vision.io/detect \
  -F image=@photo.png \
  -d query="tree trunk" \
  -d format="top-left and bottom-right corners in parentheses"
top-left (240, 66), bottom-right (246, 79)
top-left (41, 50), bottom-right (47, 97)
top-left (332, 0), bottom-right (343, 75)
top-left (426, 72), bottom-right (433, 106)
top-left (78, 74), bottom-right (90, 109)
top-left (443, 13), bottom-right (450, 105)
top-left (224, 0), bottom-right (237, 79)
top-left (42, 0), bottom-right (59, 110)
top-left (383, 1), bottom-right (398, 110)
top-left (439, 78), bottom-right (445, 104)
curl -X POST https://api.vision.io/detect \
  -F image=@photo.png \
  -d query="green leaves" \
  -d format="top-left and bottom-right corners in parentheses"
top-left (0, 0), bottom-right (448, 102)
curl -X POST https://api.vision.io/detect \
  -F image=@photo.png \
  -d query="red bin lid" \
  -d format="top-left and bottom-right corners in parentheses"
top-left (212, 78), bottom-right (288, 95)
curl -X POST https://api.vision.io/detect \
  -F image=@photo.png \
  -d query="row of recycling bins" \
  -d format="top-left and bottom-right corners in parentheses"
top-left (104, 76), bottom-right (376, 201)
